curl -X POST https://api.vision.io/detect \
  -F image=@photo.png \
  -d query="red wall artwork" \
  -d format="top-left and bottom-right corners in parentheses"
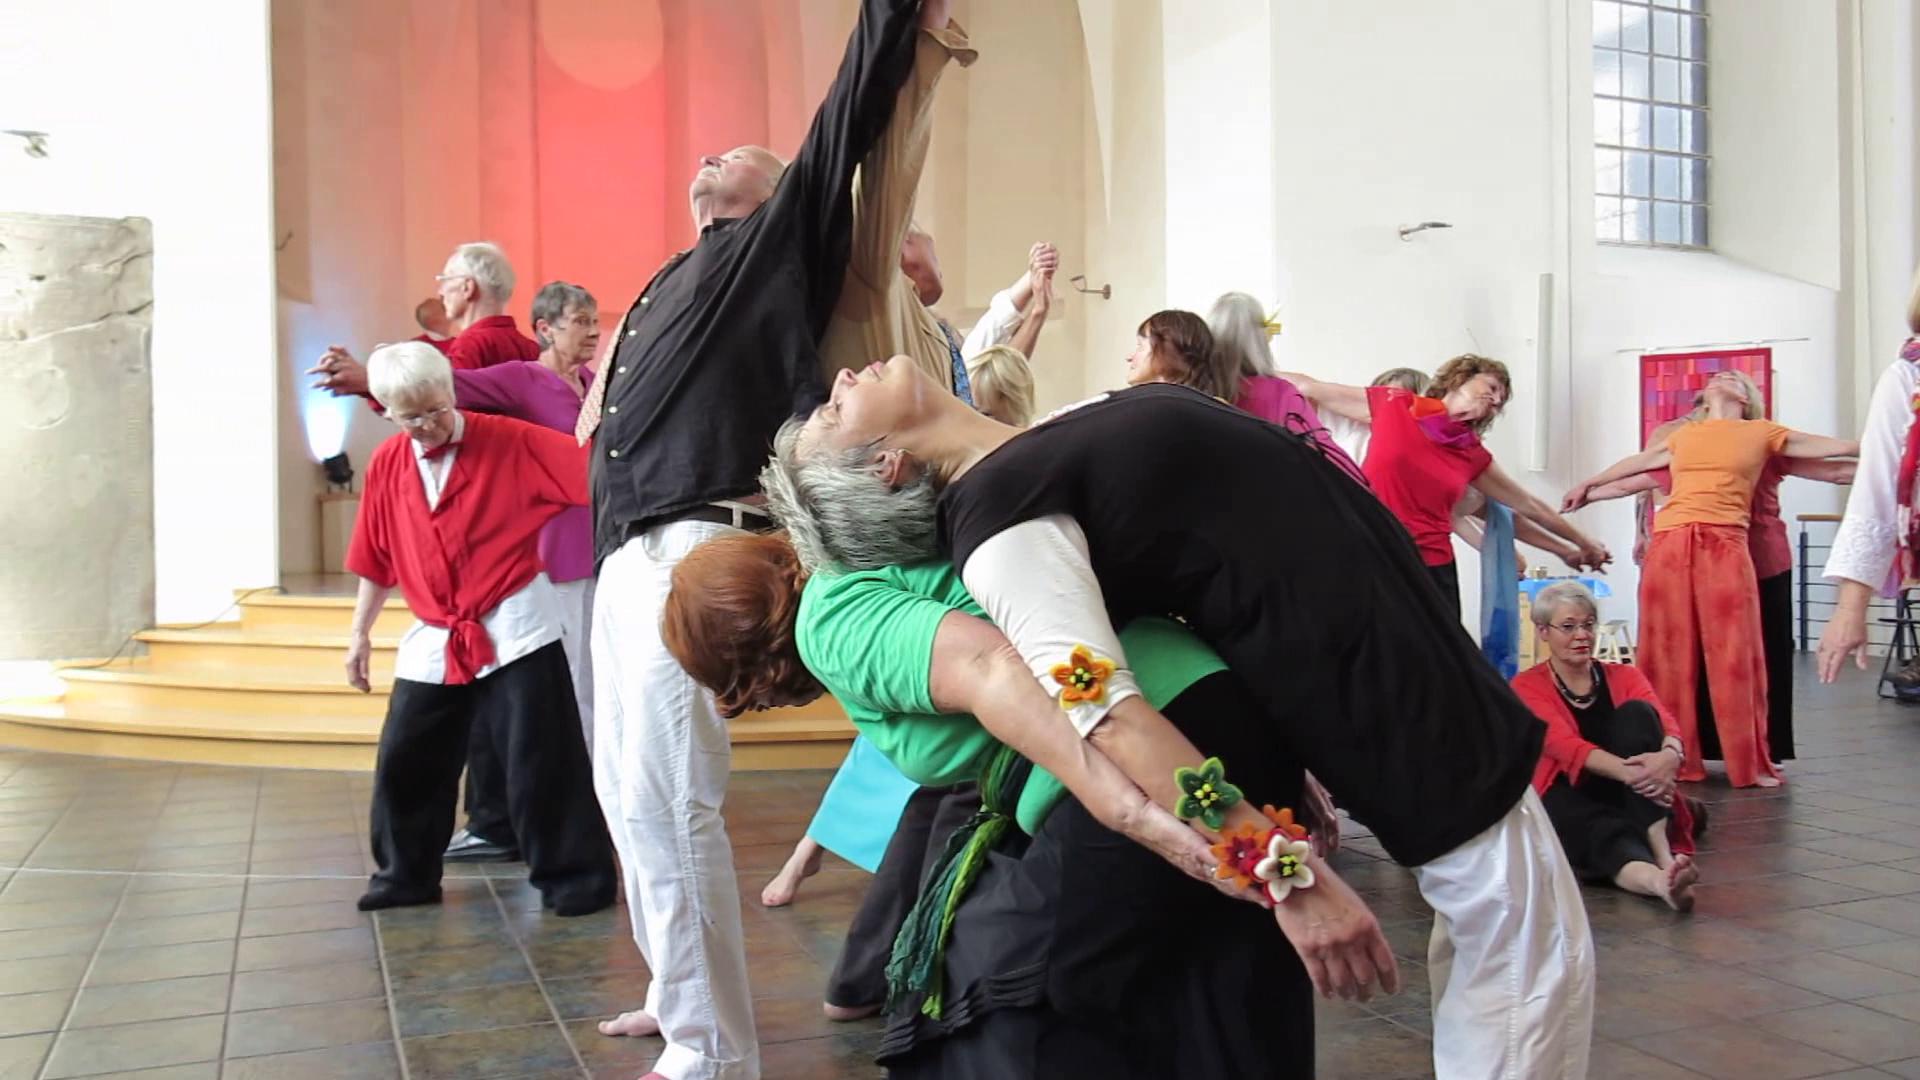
top-left (1639, 348), bottom-right (1774, 440)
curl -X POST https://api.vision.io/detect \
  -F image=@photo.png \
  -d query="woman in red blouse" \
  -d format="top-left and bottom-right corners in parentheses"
top-left (1290, 356), bottom-right (1610, 612)
top-left (1510, 582), bottom-right (1700, 911)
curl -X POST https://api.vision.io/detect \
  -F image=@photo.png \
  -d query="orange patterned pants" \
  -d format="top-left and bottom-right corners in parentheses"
top-left (1638, 523), bottom-right (1781, 788)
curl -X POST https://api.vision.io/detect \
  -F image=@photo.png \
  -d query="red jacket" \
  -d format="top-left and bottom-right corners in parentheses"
top-left (1510, 661), bottom-right (1679, 793)
top-left (345, 412), bottom-right (588, 683)
top-left (447, 315), bottom-right (540, 370)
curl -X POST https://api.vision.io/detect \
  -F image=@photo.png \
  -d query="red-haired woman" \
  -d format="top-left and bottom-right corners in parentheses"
top-left (1290, 356), bottom-right (1610, 612)
top-left (1567, 372), bottom-right (1857, 787)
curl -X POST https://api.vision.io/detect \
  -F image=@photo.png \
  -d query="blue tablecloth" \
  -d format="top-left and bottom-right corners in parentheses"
top-left (1517, 576), bottom-right (1613, 600)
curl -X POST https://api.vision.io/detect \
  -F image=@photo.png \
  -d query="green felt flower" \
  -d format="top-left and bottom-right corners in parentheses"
top-left (1173, 757), bottom-right (1243, 829)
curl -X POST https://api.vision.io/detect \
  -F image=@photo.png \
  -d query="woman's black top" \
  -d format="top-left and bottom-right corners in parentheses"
top-left (939, 383), bottom-right (1543, 867)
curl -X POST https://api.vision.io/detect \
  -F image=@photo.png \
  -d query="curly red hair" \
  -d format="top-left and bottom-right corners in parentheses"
top-left (662, 532), bottom-right (820, 718)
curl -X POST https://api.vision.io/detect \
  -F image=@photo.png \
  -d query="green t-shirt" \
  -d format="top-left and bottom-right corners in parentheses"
top-left (796, 561), bottom-right (1227, 834)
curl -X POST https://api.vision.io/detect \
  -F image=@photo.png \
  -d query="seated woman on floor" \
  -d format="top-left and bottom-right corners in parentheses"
top-left (661, 532), bottom-right (1385, 1079)
top-left (1510, 582), bottom-right (1702, 912)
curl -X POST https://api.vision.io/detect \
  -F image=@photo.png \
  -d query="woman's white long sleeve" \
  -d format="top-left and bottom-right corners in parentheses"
top-left (1823, 360), bottom-right (1918, 595)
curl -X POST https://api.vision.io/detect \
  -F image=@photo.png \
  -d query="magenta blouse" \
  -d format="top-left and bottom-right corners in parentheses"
top-left (1234, 374), bottom-right (1365, 481)
top-left (452, 361), bottom-right (594, 584)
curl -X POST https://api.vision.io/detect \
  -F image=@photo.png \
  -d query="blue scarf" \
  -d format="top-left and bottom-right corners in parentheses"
top-left (1479, 499), bottom-right (1520, 678)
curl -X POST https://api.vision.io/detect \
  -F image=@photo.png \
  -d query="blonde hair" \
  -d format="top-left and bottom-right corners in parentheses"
top-left (1370, 367), bottom-right (1431, 394)
top-left (966, 345), bottom-right (1036, 427)
top-left (1708, 369), bottom-right (1766, 420)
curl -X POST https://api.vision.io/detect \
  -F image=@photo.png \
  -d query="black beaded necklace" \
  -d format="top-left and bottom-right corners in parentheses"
top-left (1549, 662), bottom-right (1599, 709)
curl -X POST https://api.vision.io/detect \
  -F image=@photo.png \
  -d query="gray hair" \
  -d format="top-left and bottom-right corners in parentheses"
top-left (530, 281), bottom-right (596, 348)
top-left (445, 242), bottom-right (516, 305)
top-left (1529, 581), bottom-right (1599, 628)
top-left (762, 416), bottom-right (940, 573)
top-left (1206, 292), bottom-right (1276, 379)
top-left (367, 341), bottom-right (454, 410)
top-left (1371, 367), bottom-right (1431, 394)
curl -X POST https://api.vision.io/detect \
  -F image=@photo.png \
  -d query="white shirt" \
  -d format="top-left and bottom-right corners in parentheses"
top-left (1323, 412), bottom-right (1371, 467)
top-left (960, 285), bottom-right (1024, 361)
top-left (960, 515), bottom-right (1142, 737)
top-left (1824, 358), bottom-right (1918, 595)
top-left (393, 414), bottom-right (563, 684)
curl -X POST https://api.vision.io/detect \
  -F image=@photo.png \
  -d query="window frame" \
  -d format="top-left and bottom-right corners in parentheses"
top-left (1593, 0), bottom-right (1711, 250)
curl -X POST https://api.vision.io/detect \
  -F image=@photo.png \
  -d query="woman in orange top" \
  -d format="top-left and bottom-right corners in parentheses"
top-left (1567, 372), bottom-right (1857, 787)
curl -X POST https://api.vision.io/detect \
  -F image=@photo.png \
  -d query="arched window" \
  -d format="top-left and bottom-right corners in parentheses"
top-left (1593, 1), bottom-right (1710, 248)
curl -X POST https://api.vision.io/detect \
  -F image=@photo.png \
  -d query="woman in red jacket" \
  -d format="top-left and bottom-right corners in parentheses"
top-left (1511, 582), bottom-right (1701, 911)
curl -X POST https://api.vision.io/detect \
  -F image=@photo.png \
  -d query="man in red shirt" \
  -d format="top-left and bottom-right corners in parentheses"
top-left (311, 241), bottom-right (540, 395)
top-left (342, 340), bottom-right (613, 915)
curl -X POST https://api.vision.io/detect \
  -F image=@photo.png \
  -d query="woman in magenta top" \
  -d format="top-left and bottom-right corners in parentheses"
top-left (1290, 355), bottom-right (1610, 612)
top-left (1205, 292), bottom-right (1357, 471)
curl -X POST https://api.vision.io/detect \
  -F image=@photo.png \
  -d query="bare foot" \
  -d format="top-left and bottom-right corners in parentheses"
top-left (1755, 775), bottom-right (1783, 789)
top-left (762, 840), bottom-right (824, 908)
top-left (598, 1009), bottom-right (661, 1037)
top-left (1663, 856), bottom-right (1699, 913)
top-left (824, 1001), bottom-right (882, 1022)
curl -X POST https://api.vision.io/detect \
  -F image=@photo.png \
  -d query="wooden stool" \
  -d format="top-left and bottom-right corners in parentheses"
top-left (1595, 620), bottom-right (1634, 663)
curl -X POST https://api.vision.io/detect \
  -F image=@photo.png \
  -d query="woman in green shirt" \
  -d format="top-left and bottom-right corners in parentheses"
top-left (664, 533), bottom-right (1378, 1078)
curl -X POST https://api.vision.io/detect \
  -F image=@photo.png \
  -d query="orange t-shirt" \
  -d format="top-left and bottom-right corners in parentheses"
top-left (1653, 419), bottom-right (1789, 532)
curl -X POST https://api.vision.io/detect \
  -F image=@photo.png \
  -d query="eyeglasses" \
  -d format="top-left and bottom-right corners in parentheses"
top-left (1546, 619), bottom-right (1598, 636)
top-left (390, 405), bottom-right (453, 429)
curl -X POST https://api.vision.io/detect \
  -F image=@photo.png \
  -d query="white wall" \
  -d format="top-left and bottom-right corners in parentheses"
top-left (1, 0), bottom-right (279, 623)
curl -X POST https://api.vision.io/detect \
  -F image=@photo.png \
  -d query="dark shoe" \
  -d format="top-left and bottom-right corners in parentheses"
top-left (1685, 796), bottom-right (1709, 838)
top-left (545, 889), bottom-right (615, 917)
top-left (444, 827), bottom-right (520, 863)
top-left (356, 885), bottom-right (442, 911)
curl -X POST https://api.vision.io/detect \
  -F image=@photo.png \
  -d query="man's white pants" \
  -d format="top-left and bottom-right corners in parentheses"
top-left (552, 576), bottom-right (596, 751)
top-left (591, 522), bottom-right (758, 1080)
top-left (1411, 787), bottom-right (1594, 1080)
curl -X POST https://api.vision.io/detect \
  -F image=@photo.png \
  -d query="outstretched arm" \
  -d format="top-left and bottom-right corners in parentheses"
top-left (1564, 446), bottom-right (1673, 510)
top-left (1585, 470), bottom-right (1664, 504)
top-left (1006, 270), bottom-right (1053, 361)
top-left (1475, 460), bottom-right (1610, 569)
top-left (1782, 457), bottom-right (1856, 484)
top-left (1782, 431), bottom-right (1860, 460)
top-left (1281, 373), bottom-right (1369, 423)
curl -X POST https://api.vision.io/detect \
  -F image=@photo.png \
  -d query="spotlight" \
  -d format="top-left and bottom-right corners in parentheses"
top-left (322, 452), bottom-right (354, 490)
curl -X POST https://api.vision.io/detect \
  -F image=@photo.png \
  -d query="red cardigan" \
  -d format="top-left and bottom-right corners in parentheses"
top-left (1509, 661), bottom-right (1679, 793)
top-left (345, 412), bottom-right (588, 683)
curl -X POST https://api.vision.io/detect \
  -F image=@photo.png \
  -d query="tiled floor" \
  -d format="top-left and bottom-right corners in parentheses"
top-left (2, 658), bottom-right (1919, 1078)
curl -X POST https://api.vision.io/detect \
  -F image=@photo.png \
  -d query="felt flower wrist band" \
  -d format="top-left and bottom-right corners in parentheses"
top-left (1173, 757), bottom-right (1243, 829)
top-left (1209, 805), bottom-right (1318, 904)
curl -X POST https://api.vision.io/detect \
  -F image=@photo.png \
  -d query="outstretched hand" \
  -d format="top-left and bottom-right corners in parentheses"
top-left (1561, 484), bottom-right (1592, 513)
top-left (307, 346), bottom-right (371, 397)
top-left (1816, 610), bottom-right (1871, 683)
top-left (1271, 861), bottom-right (1401, 1002)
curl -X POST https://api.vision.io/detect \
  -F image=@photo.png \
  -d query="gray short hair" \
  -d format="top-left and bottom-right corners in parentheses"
top-left (1530, 581), bottom-right (1599, 628)
top-left (446, 242), bottom-right (516, 305)
top-left (530, 281), bottom-right (596, 348)
top-left (762, 417), bottom-right (940, 573)
top-left (367, 341), bottom-right (454, 410)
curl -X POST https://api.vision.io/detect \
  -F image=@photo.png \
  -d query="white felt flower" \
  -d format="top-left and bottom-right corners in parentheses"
top-left (1254, 834), bottom-right (1316, 903)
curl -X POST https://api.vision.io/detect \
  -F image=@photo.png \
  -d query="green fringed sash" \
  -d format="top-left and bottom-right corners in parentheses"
top-left (883, 744), bottom-right (1028, 1020)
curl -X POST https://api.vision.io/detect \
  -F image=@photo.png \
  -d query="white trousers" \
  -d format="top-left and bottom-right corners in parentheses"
top-left (591, 522), bottom-right (758, 1080)
top-left (1411, 788), bottom-right (1595, 1080)
top-left (552, 576), bottom-right (596, 752)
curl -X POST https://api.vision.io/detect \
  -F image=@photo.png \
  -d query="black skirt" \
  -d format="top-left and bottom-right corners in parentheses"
top-left (878, 672), bottom-right (1312, 1079)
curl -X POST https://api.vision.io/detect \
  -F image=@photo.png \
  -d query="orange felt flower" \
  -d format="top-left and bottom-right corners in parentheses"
top-left (1261, 805), bottom-right (1310, 841)
top-left (1210, 821), bottom-right (1268, 888)
top-left (1050, 646), bottom-right (1115, 708)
